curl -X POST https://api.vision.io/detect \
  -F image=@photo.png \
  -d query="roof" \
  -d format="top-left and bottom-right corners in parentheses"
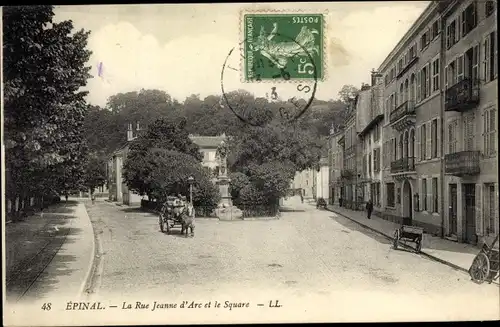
top-left (189, 134), bottom-right (227, 149)
top-left (358, 114), bottom-right (384, 138)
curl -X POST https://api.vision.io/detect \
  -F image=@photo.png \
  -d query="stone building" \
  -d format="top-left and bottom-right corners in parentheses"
top-left (330, 0), bottom-right (497, 247)
top-left (328, 125), bottom-right (344, 204)
top-left (358, 71), bottom-right (385, 214)
top-left (441, 0), bottom-right (498, 245)
top-left (379, 1), bottom-right (444, 236)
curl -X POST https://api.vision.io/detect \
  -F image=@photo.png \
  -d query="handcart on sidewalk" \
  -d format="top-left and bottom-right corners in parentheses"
top-left (393, 218), bottom-right (424, 253)
top-left (469, 234), bottom-right (499, 284)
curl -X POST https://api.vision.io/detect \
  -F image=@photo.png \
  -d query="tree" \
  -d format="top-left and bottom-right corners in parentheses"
top-left (337, 84), bottom-right (360, 104)
top-left (127, 116), bottom-right (202, 161)
top-left (125, 148), bottom-right (220, 211)
top-left (3, 6), bottom-right (92, 213)
top-left (83, 153), bottom-right (107, 194)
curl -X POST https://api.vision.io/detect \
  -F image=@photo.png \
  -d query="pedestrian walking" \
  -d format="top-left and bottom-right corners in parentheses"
top-left (91, 193), bottom-right (96, 205)
top-left (366, 199), bottom-right (373, 219)
top-left (339, 197), bottom-right (343, 207)
top-left (300, 193), bottom-right (304, 203)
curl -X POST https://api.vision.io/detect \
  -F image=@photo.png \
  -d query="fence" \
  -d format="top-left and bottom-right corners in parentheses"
top-left (140, 200), bottom-right (280, 219)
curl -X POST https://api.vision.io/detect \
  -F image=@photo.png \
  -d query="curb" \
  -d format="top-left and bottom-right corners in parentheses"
top-left (324, 207), bottom-right (470, 274)
top-left (78, 202), bottom-right (97, 298)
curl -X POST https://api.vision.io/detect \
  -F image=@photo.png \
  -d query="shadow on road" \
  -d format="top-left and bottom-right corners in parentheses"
top-left (5, 223), bottom-right (83, 303)
top-left (328, 214), bottom-right (392, 245)
top-left (279, 207), bottom-right (306, 212)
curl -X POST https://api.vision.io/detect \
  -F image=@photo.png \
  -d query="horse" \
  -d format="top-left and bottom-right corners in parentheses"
top-left (180, 203), bottom-right (195, 237)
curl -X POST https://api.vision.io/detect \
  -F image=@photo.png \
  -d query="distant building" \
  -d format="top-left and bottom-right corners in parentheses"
top-left (313, 157), bottom-right (330, 200)
top-left (291, 170), bottom-right (315, 198)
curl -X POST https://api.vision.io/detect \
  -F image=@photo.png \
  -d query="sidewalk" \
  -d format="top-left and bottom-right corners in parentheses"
top-left (322, 204), bottom-right (480, 274)
top-left (4, 199), bottom-right (95, 304)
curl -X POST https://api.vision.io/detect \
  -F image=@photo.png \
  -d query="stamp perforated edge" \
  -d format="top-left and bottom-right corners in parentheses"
top-left (238, 8), bottom-right (329, 84)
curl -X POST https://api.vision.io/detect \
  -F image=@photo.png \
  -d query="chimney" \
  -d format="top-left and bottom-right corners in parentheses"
top-left (371, 68), bottom-right (382, 86)
top-left (127, 123), bottom-right (133, 141)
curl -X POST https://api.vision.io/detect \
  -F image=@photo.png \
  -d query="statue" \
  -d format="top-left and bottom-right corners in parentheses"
top-left (216, 140), bottom-right (229, 160)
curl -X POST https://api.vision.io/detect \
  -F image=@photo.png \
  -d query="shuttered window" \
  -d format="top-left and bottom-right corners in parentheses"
top-left (448, 120), bottom-right (458, 154)
top-left (464, 113), bottom-right (475, 151)
top-left (484, 108), bottom-right (497, 156)
top-left (420, 124), bottom-right (426, 160)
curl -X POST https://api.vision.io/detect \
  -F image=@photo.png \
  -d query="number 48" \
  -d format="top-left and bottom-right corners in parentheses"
top-left (298, 58), bottom-right (314, 75)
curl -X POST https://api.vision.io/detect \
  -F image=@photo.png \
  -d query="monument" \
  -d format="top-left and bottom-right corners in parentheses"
top-left (215, 140), bottom-right (242, 220)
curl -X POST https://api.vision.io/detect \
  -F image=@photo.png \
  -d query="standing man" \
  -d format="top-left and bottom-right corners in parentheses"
top-left (366, 198), bottom-right (373, 219)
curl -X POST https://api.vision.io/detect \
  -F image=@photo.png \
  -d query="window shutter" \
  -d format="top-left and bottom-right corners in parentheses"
top-left (416, 70), bottom-right (421, 102)
top-left (416, 125), bottom-right (421, 162)
top-left (426, 122), bottom-right (432, 160)
top-left (437, 118), bottom-right (441, 158)
top-left (444, 65), bottom-right (448, 89)
top-left (475, 184), bottom-right (483, 235)
top-left (426, 64), bottom-right (431, 98)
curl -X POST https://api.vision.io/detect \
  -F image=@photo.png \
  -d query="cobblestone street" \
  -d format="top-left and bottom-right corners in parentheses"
top-left (82, 200), bottom-right (499, 322)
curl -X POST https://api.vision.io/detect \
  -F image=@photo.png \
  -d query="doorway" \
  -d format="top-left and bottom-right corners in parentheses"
top-left (449, 184), bottom-right (458, 236)
top-left (402, 180), bottom-right (413, 224)
top-left (463, 183), bottom-right (477, 244)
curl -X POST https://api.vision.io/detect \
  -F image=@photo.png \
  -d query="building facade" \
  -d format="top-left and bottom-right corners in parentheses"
top-left (441, 0), bottom-right (498, 245)
top-left (331, 0), bottom-right (497, 247)
top-left (328, 126), bottom-right (344, 204)
top-left (313, 157), bottom-right (330, 200)
top-left (358, 71), bottom-right (385, 215)
top-left (291, 170), bottom-right (315, 198)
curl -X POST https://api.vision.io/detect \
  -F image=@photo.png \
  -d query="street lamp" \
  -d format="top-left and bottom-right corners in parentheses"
top-left (187, 176), bottom-right (194, 205)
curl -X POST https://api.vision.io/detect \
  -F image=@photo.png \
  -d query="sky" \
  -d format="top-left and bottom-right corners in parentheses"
top-left (53, 2), bottom-right (430, 108)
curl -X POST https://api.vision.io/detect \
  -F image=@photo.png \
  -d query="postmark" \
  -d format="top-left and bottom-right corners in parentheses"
top-left (220, 37), bottom-right (318, 126)
top-left (242, 11), bottom-right (325, 82)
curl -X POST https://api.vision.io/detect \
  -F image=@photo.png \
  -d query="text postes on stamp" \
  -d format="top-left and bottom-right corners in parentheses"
top-left (243, 13), bottom-right (324, 82)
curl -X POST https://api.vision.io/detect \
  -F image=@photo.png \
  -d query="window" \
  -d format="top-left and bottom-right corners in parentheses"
top-left (392, 138), bottom-right (397, 161)
top-left (485, 184), bottom-right (496, 234)
top-left (471, 44), bottom-right (479, 80)
top-left (457, 55), bottom-right (464, 81)
top-left (432, 58), bottom-right (440, 91)
top-left (420, 64), bottom-right (430, 99)
top-left (486, 1), bottom-right (495, 17)
top-left (374, 148), bottom-right (380, 172)
top-left (422, 179), bottom-right (428, 211)
top-left (368, 153), bottom-right (372, 176)
top-left (464, 114), bottom-right (475, 151)
top-left (484, 31), bottom-right (497, 83)
top-left (448, 120), bottom-right (458, 154)
top-left (386, 183), bottom-right (395, 207)
top-left (484, 108), bottom-right (496, 156)
top-left (398, 58), bottom-right (404, 73)
top-left (397, 188), bottom-right (401, 204)
top-left (446, 19), bottom-right (456, 49)
top-left (420, 31), bottom-right (429, 50)
top-left (461, 2), bottom-right (477, 37)
top-left (431, 19), bottom-right (440, 39)
top-left (374, 124), bottom-right (379, 142)
top-left (432, 178), bottom-right (438, 213)
top-left (409, 44), bottom-right (416, 59)
top-left (431, 119), bottom-right (438, 158)
top-left (416, 68), bottom-right (421, 102)
top-left (421, 123), bottom-right (427, 160)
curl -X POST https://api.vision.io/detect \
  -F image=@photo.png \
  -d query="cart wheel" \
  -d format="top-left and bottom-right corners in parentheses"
top-left (166, 220), bottom-right (171, 234)
top-left (415, 238), bottom-right (422, 253)
top-left (393, 229), bottom-right (399, 249)
top-left (469, 253), bottom-right (490, 284)
top-left (159, 214), bottom-right (164, 233)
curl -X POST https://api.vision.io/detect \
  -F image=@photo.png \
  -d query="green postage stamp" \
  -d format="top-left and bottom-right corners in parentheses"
top-left (242, 12), bottom-right (325, 82)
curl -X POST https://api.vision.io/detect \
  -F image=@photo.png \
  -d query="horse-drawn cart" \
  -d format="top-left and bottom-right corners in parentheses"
top-left (393, 219), bottom-right (424, 253)
top-left (158, 196), bottom-right (187, 234)
top-left (469, 234), bottom-right (499, 284)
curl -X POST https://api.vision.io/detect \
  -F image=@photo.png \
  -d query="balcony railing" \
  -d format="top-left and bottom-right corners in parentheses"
top-left (341, 169), bottom-right (356, 178)
top-left (390, 100), bottom-right (416, 124)
top-left (390, 157), bottom-right (415, 174)
top-left (444, 151), bottom-right (480, 176)
top-left (445, 78), bottom-right (480, 112)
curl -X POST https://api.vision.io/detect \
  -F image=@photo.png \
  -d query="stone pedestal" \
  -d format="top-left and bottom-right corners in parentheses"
top-left (217, 176), bottom-right (232, 207)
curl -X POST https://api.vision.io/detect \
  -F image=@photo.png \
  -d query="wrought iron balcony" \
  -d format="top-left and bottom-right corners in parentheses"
top-left (390, 157), bottom-right (415, 174)
top-left (444, 151), bottom-right (480, 176)
top-left (445, 78), bottom-right (480, 112)
top-left (390, 100), bottom-right (416, 125)
top-left (341, 169), bottom-right (356, 178)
